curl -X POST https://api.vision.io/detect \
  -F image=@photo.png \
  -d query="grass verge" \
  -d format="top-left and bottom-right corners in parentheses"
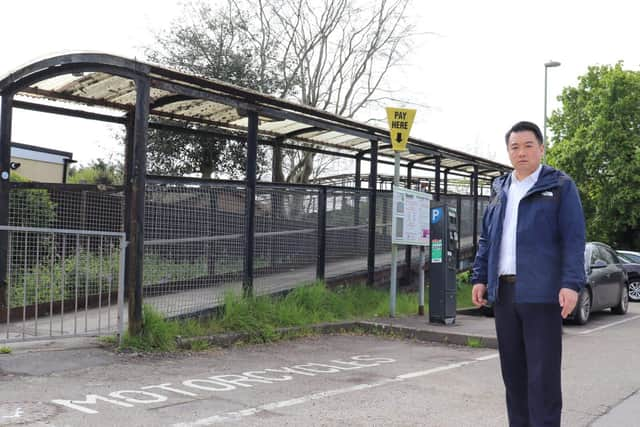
top-left (119, 279), bottom-right (475, 352)
top-left (466, 337), bottom-right (484, 348)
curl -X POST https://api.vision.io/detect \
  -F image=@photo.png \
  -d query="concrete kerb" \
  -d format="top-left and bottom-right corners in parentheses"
top-left (175, 321), bottom-right (358, 349)
top-left (356, 321), bottom-right (498, 349)
top-left (175, 318), bottom-right (498, 350)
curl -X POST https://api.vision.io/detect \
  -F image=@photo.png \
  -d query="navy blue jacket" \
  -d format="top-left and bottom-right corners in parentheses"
top-left (471, 165), bottom-right (586, 303)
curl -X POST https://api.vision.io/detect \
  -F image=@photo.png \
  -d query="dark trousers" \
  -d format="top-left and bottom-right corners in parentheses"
top-left (494, 279), bottom-right (563, 427)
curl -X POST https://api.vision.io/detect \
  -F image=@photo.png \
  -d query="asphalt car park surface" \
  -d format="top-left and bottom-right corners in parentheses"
top-left (1, 303), bottom-right (639, 427)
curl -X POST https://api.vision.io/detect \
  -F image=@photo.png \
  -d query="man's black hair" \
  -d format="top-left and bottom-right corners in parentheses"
top-left (505, 121), bottom-right (543, 145)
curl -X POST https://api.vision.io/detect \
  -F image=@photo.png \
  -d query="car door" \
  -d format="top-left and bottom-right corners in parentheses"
top-left (585, 245), bottom-right (605, 307)
top-left (586, 245), bottom-right (608, 310)
top-left (597, 245), bottom-right (625, 307)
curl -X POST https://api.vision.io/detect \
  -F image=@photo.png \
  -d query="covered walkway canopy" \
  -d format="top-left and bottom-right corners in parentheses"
top-left (0, 53), bottom-right (510, 182)
top-left (0, 53), bottom-right (510, 332)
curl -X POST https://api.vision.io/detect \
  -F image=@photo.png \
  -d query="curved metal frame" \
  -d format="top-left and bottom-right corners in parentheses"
top-left (0, 52), bottom-right (509, 332)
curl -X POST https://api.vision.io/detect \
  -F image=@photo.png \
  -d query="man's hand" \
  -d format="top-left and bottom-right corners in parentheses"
top-left (559, 288), bottom-right (578, 319)
top-left (472, 283), bottom-right (488, 307)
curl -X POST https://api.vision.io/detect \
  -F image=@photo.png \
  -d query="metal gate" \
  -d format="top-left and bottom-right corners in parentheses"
top-left (0, 226), bottom-right (126, 344)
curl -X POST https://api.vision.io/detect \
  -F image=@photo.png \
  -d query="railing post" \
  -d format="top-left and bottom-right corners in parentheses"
top-left (434, 156), bottom-right (441, 202)
top-left (472, 165), bottom-right (479, 256)
top-left (367, 140), bottom-right (378, 286)
top-left (456, 196), bottom-right (462, 269)
top-left (243, 111), bottom-right (258, 297)
top-left (0, 93), bottom-right (13, 310)
top-left (444, 170), bottom-right (449, 194)
top-left (125, 77), bottom-right (150, 337)
top-left (316, 187), bottom-right (327, 281)
top-left (405, 164), bottom-right (412, 276)
top-left (117, 236), bottom-right (127, 346)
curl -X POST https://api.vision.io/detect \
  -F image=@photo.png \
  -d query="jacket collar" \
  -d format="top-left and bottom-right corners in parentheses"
top-left (493, 165), bottom-right (561, 196)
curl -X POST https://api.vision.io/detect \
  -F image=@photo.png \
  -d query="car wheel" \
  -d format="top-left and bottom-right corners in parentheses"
top-left (612, 285), bottom-right (629, 314)
top-left (628, 280), bottom-right (640, 302)
top-left (573, 289), bottom-right (591, 325)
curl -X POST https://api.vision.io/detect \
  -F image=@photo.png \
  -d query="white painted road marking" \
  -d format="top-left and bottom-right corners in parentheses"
top-left (1, 407), bottom-right (23, 419)
top-left (173, 352), bottom-right (499, 426)
top-left (577, 315), bottom-right (640, 335)
top-left (52, 355), bottom-right (397, 414)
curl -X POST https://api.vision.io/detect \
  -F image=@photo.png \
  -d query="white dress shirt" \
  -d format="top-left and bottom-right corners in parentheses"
top-left (498, 165), bottom-right (542, 276)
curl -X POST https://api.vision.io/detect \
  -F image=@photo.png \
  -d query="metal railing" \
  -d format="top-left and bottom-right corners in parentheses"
top-left (0, 226), bottom-right (126, 344)
top-left (4, 180), bottom-right (488, 323)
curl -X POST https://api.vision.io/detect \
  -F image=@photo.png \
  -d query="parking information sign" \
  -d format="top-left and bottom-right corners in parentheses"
top-left (431, 239), bottom-right (442, 263)
top-left (391, 187), bottom-right (431, 246)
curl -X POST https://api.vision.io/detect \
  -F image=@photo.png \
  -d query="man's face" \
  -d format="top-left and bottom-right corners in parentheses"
top-left (507, 130), bottom-right (544, 179)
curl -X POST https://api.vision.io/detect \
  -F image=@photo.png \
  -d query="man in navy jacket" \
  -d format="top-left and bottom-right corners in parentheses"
top-left (471, 121), bottom-right (586, 427)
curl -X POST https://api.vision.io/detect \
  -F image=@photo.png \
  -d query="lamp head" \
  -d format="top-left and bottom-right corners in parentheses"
top-left (545, 60), bottom-right (561, 68)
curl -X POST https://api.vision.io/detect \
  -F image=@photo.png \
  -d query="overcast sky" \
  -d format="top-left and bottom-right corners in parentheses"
top-left (1, 0), bottom-right (639, 169)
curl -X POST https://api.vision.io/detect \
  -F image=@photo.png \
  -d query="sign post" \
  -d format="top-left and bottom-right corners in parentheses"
top-left (385, 107), bottom-right (417, 317)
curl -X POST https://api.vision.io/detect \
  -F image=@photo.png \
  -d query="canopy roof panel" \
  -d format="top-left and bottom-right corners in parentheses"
top-left (0, 52), bottom-right (511, 179)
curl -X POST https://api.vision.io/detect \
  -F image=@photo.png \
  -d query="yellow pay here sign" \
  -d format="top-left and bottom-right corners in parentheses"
top-left (385, 107), bottom-right (416, 151)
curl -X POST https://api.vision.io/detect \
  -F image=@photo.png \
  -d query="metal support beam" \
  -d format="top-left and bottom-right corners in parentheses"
top-left (354, 154), bottom-right (363, 245)
top-left (126, 77), bottom-right (150, 336)
top-left (405, 165), bottom-right (412, 275)
top-left (13, 100), bottom-right (127, 125)
top-left (367, 140), bottom-right (379, 286)
top-left (472, 165), bottom-right (479, 255)
top-left (456, 196), bottom-right (462, 270)
top-left (0, 93), bottom-right (14, 310)
top-left (434, 157), bottom-right (441, 201)
top-left (469, 170), bottom-right (474, 194)
top-left (444, 171), bottom-right (449, 195)
top-left (316, 187), bottom-right (327, 281)
top-left (354, 155), bottom-right (362, 234)
top-left (123, 112), bottom-right (134, 333)
top-left (243, 111), bottom-right (258, 296)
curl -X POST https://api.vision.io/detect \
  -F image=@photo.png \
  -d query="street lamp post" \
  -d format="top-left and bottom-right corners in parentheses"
top-left (543, 60), bottom-right (561, 154)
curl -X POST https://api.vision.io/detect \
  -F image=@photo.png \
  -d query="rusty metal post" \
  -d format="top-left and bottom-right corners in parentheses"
top-left (243, 111), bottom-right (258, 296)
top-left (0, 93), bottom-right (14, 310)
top-left (126, 77), bottom-right (150, 336)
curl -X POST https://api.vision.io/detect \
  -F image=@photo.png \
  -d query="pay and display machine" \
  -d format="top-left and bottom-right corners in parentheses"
top-left (429, 204), bottom-right (458, 325)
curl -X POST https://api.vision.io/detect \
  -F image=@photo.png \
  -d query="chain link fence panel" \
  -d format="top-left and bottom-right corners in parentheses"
top-left (3, 181), bottom-right (489, 322)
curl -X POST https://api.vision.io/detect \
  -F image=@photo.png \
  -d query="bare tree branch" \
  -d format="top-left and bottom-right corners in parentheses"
top-left (147, 0), bottom-right (419, 183)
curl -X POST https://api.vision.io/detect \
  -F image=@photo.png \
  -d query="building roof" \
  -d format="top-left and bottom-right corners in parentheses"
top-left (11, 142), bottom-right (73, 164)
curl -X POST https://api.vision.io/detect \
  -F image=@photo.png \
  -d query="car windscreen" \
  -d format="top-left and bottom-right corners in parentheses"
top-left (618, 254), bottom-right (632, 263)
top-left (618, 252), bottom-right (640, 263)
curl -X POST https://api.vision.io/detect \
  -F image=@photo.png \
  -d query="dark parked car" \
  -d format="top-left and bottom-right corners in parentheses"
top-left (574, 242), bottom-right (629, 324)
top-left (614, 250), bottom-right (640, 302)
top-left (480, 242), bottom-right (629, 324)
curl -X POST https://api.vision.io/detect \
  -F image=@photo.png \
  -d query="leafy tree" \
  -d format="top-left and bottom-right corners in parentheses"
top-left (68, 159), bottom-right (123, 185)
top-left (146, 0), bottom-right (415, 182)
top-left (145, 123), bottom-right (269, 179)
top-left (547, 63), bottom-right (640, 248)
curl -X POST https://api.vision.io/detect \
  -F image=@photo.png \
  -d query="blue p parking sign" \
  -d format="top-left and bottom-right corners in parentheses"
top-left (431, 207), bottom-right (443, 224)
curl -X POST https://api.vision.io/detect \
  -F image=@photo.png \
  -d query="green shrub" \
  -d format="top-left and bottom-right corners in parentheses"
top-left (9, 173), bottom-right (56, 228)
